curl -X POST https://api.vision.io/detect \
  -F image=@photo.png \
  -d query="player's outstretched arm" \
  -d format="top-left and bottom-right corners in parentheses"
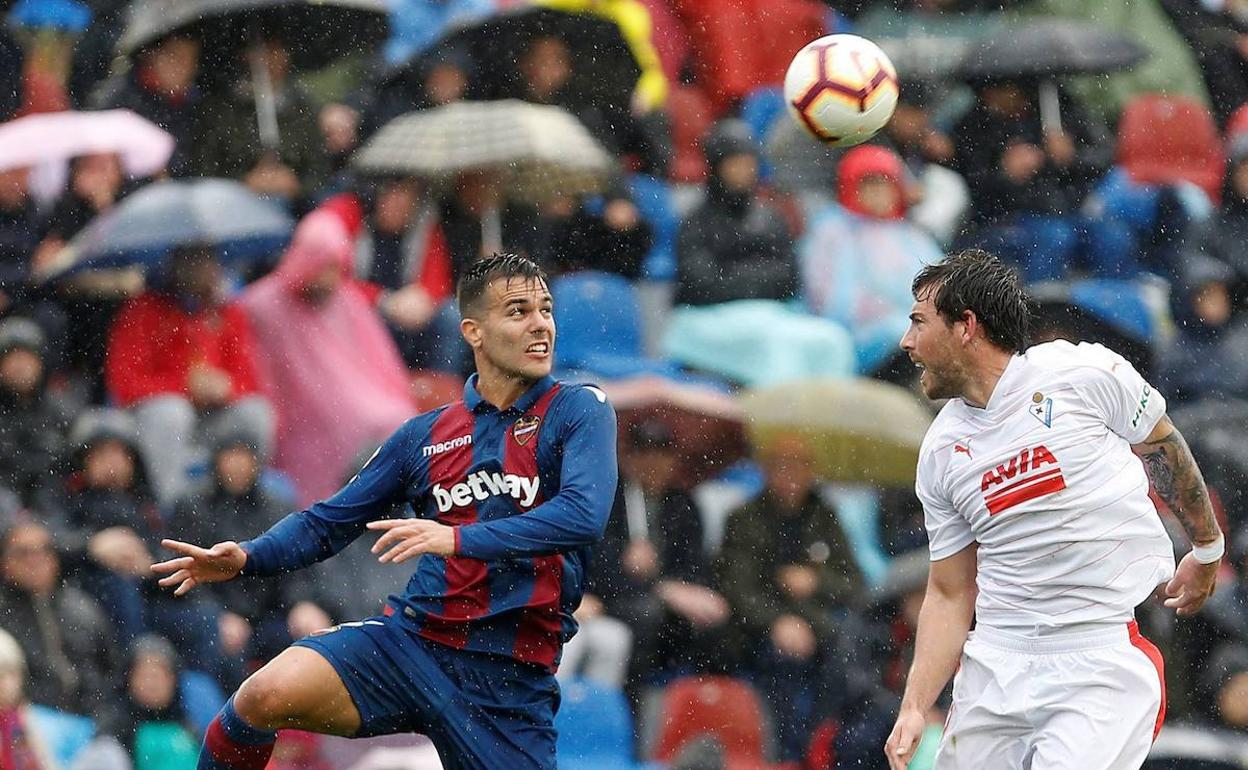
top-left (151, 539), bottom-right (248, 596)
top-left (1132, 415), bottom-right (1222, 616)
top-left (885, 542), bottom-right (977, 770)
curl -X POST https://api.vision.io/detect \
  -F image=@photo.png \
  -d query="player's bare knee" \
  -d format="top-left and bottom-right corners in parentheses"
top-left (234, 669), bottom-right (297, 729)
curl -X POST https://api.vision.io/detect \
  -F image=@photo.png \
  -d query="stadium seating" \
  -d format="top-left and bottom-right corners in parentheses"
top-left (552, 271), bottom-right (682, 380)
top-left (556, 678), bottom-right (661, 770)
top-left (1117, 93), bottom-right (1225, 206)
top-left (647, 676), bottom-right (780, 770)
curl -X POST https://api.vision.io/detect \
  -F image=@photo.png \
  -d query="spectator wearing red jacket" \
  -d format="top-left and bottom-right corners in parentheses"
top-left (104, 246), bottom-right (273, 506)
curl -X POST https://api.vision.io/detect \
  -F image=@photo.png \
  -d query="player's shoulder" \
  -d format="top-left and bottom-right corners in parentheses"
top-left (553, 381), bottom-right (613, 413)
top-left (919, 399), bottom-right (970, 458)
top-left (1023, 339), bottom-right (1129, 376)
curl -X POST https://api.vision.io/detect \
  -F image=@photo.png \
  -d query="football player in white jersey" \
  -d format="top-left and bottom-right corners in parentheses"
top-left (884, 250), bottom-right (1223, 770)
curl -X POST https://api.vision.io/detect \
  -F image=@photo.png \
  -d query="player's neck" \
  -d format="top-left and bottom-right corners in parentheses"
top-left (475, 369), bottom-right (538, 411)
top-left (960, 346), bottom-right (1015, 410)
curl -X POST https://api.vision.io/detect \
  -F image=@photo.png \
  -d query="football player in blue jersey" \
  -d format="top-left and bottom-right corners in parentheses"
top-left (153, 253), bottom-right (618, 770)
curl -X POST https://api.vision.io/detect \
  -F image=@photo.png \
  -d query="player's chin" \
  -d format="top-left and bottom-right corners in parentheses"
top-left (517, 354), bottom-right (553, 379)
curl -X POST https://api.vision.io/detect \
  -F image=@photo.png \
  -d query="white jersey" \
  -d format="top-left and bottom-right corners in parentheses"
top-left (917, 339), bottom-right (1176, 631)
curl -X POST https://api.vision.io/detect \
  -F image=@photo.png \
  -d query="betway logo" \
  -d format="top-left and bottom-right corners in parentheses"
top-left (433, 471), bottom-right (540, 512)
top-left (423, 434), bottom-right (472, 457)
top-left (980, 444), bottom-right (1066, 515)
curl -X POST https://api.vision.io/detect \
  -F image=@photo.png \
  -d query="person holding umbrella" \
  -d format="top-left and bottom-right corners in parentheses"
top-left (152, 253), bottom-right (618, 770)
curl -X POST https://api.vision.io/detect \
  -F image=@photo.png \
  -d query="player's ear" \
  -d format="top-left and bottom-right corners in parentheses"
top-left (461, 316), bottom-right (483, 350)
top-left (959, 309), bottom-right (979, 344)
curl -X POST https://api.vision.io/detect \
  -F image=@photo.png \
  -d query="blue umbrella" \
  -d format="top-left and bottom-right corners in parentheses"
top-left (39, 178), bottom-right (294, 279)
top-left (8, 0), bottom-right (91, 33)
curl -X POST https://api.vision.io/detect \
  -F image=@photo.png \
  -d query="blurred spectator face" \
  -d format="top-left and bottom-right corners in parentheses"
top-left (248, 38), bottom-right (291, 86)
top-left (455, 171), bottom-right (502, 215)
top-left (215, 444), bottom-right (260, 497)
top-left (373, 179), bottom-right (421, 235)
top-left (1219, 671), bottom-right (1248, 728)
top-left (0, 347), bottom-right (42, 398)
top-left (888, 103), bottom-right (929, 147)
top-left (0, 661), bottom-right (20, 708)
top-left (626, 446), bottom-right (679, 494)
top-left (143, 36), bottom-right (200, 96)
top-left (84, 438), bottom-right (137, 491)
top-left (320, 103), bottom-right (360, 156)
top-left (1, 523), bottom-right (58, 597)
top-left (718, 153), bottom-right (759, 193)
top-left (760, 436), bottom-right (816, 509)
top-left (169, 247), bottom-right (224, 309)
top-left (980, 83), bottom-right (1030, 119)
top-left (426, 62), bottom-right (469, 106)
top-left (856, 174), bottom-right (903, 219)
top-left (71, 153), bottom-right (123, 208)
top-left (0, 168), bottom-right (28, 210)
top-left (129, 652), bottom-right (177, 710)
top-left (301, 261), bottom-right (344, 307)
top-left (1195, 281), bottom-right (1233, 327)
top-left (520, 36), bottom-right (572, 102)
top-left (1232, 161), bottom-right (1248, 203)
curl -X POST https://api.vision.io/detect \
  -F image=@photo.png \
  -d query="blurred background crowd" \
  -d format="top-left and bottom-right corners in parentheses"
top-left (4, 0), bottom-right (1248, 767)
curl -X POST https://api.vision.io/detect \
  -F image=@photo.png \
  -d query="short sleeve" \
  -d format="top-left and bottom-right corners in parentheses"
top-left (1071, 343), bottom-right (1166, 444)
top-left (917, 450), bottom-right (975, 561)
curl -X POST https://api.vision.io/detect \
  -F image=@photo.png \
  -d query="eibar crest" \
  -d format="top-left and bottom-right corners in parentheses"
top-left (1028, 396), bottom-right (1053, 428)
top-left (513, 415), bottom-right (541, 445)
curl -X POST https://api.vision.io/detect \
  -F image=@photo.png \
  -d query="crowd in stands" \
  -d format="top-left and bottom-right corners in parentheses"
top-left (5, 0), bottom-right (1248, 768)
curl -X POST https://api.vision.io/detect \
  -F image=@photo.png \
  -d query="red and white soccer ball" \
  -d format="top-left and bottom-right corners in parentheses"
top-left (783, 34), bottom-right (899, 147)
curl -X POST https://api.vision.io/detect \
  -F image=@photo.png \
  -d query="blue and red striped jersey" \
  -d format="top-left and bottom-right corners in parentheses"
top-left (238, 375), bottom-right (618, 671)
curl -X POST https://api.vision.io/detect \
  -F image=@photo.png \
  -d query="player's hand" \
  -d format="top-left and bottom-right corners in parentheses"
top-left (1164, 550), bottom-right (1220, 616)
top-left (367, 518), bottom-right (456, 563)
top-left (152, 539), bottom-right (247, 596)
top-left (885, 706), bottom-right (927, 770)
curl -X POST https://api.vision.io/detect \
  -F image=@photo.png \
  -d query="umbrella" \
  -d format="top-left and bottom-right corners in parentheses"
top-left (118, 0), bottom-right (389, 68)
top-left (119, 0), bottom-right (389, 149)
top-left (353, 100), bottom-right (614, 205)
top-left (955, 19), bottom-right (1149, 81)
top-left (0, 109), bottom-right (174, 177)
top-left (602, 376), bottom-right (747, 486)
top-left (395, 5), bottom-right (642, 111)
top-left (740, 377), bottom-right (934, 486)
top-left (37, 178), bottom-right (294, 278)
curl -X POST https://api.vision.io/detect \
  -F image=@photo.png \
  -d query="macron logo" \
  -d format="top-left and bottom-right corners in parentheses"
top-left (433, 471), bottom-right (540, 512)
top-left (422, 434), bottom-right (472, 458)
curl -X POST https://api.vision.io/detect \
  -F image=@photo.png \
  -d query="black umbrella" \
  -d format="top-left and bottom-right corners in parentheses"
top-left (389, 6), bottom-right (641, 112)
top-left (118, 0), bottom-right (389, 69)
top-left (955, 18), bottom-right (1148, 81)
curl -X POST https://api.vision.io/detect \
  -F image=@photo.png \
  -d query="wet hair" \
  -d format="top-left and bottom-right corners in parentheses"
top-left (456, 253), bottom-right (548, 317)
top-left (911, 249), bottom-right (1031, 353)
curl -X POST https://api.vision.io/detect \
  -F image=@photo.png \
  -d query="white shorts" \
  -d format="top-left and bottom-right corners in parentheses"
top-left (935, 621), bottom-right (1165, 770)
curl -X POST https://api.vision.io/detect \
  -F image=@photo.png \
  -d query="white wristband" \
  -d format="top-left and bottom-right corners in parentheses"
top-left (1191, 534), bottom-right (1225, 565)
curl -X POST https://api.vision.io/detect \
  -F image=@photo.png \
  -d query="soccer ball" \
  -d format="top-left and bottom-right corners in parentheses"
top-left (783, 34), bottom-right (899, 147)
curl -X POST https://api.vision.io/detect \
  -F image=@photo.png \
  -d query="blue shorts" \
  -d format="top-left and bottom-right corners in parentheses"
top-left (294, 614), bottom-right (560, 770)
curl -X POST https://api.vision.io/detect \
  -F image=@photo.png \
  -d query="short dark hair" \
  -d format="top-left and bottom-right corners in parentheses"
top-left (912, 249), bottom-right (1031, 353)
top-left (456, 253), bottom-right (548, 317)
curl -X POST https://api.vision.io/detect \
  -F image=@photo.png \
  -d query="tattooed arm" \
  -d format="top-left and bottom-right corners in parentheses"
top-left (1132, 415), bottom-right (1222, 616)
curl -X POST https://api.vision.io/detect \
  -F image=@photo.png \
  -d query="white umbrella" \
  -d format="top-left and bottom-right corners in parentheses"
top-left (0, 109), bottom-right (174, 176)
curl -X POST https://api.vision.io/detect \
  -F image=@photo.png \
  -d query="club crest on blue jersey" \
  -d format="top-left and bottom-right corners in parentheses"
top-left (513, 415), bottom-right (541, 445)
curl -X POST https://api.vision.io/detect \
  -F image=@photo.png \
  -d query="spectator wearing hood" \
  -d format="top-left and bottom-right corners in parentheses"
top-left (53, 409), bottom-right (233, 688)
top-left (169, 428), bottom-right (335, 664)
top-left (0, 520), bottom-right (123, 734)
top-left (240, 210), bottom-right (416, 506)
top-left (674, 119), bottom-right (797, 306)
top-left (93, 34), bottom-right (201, 178)
top-left (799, 145), bottom-right (943, 374)
top-left (105, 245), bottom-right (274, 507)
top-left (0, 318), bottom-right (72, 511)
top-left (119, 635), bottom-right (200, 770)
top-left (1155, 254), bottom-right (1248, 404)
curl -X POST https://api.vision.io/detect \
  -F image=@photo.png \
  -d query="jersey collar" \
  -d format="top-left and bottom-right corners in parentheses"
top-left (464, 374), bottom-right (557, 415)
top-left (981, 354), bottom-right (1025, 414)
